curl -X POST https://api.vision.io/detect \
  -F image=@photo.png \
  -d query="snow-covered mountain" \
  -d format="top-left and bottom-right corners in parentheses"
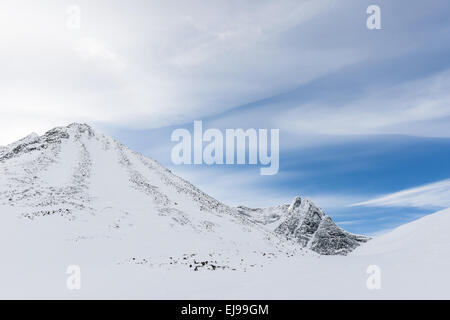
top-left (0, 123), bottom-right (365, 257)
top-left (0, 123), bottom-right (448, 299)
top-left (1, 123), bottom-right (300, 273)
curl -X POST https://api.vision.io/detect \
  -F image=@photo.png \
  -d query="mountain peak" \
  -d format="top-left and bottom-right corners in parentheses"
top-left (64, 122), bottom-right (96, 136)
top-left (288, 196), bottom-right (302, 212)
top-left (67, 122), bottom-right (93, 131)
top-left (287, 196), bottom-right (317, 216)
top-left (41, 123), bottom-right (96, 142)
top-left (0, 123), bottom-right (97, 162)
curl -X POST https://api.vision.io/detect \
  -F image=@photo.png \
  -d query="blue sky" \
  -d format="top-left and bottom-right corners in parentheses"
top-left (101, 0), bottom-right (450, 236)
top-left (106, 122), bottom-right (450, 236)
top-left (2, 1), bottom-right (450, 235)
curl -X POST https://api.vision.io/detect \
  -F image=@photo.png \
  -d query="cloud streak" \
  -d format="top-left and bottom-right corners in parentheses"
top-left (275, 69), bottom-right (450, 138)
top-left (353, 179), bottom-right (450, 209)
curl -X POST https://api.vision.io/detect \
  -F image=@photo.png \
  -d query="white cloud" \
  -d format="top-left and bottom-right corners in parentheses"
top-left (0, 0), bottom-right (352, 145)
top-left (0, 0), bottom-right (394, 144)
top-left (75, 37), bottom-right (125, 70)
top-left (352, 179), bottom-right (450, 209)
top-left (2, 0), bottom-right (448, 146)
top-left (275, 70), bottom-right (450, 137)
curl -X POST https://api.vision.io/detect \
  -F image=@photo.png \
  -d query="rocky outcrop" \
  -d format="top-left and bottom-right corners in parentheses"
top-left (238, 197), bottom-right (370, 255)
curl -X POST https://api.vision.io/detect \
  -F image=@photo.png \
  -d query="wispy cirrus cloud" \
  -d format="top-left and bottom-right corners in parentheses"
top-left (275, 69), bottom-right (450, 138)
top-left (352, 179), bottom-right (450, 209)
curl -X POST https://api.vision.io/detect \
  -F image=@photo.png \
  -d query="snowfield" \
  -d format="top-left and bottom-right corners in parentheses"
top-left (0, 123), bottom-right (449, 299)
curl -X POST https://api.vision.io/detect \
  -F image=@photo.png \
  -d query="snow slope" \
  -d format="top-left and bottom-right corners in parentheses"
top-left (1, 208), bottom-right (448, 299)
top-left (353, 208), bottom-right (450, 257)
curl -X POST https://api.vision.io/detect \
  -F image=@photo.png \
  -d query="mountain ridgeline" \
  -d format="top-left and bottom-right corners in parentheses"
top-left (0, 123), bottom-right (368, 257)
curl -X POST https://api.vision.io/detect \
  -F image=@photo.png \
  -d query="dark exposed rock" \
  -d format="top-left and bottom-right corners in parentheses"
top-left (238, 197), bottom-right (370, 255)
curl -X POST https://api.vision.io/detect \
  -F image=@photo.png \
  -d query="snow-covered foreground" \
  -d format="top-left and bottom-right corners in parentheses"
top-left (0, 124), bottom-right (449, 299)
top-left (1, 208), bottom-right (449, 299)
